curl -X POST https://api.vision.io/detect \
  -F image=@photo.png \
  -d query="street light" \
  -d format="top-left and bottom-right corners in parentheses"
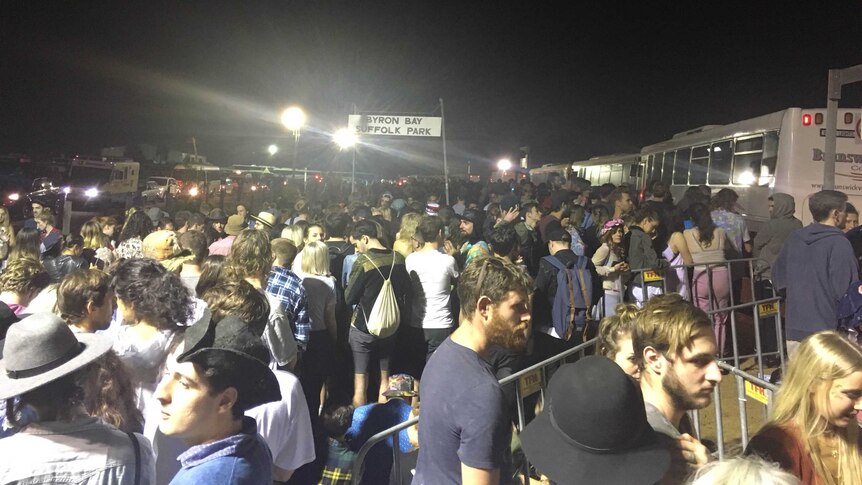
top-left (281, 106), bottom-right (306, 184)
top-left (497, 158), bottom-right (513, 171)
top-left (267, 144), bottom-right (279, 156)
top-left (334, 128), bottom-right (358, 194)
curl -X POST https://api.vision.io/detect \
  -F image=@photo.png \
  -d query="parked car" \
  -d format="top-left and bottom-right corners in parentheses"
top-left (147, 176), bottom-right (179, 197)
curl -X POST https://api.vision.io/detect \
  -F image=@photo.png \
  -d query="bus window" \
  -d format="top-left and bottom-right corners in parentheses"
top-left (761, 131), bottom-right (778, 185)
top-left (673, 148), bottom-right (691, 185)
top-left (611, 165), bottom-right (623, 185)
top-left (661, 152), bottom-right (674, 185)
top-left (689, 146), bottom-right (709, 185)
top-left (646, 155), bottom-right (654, 182)
top-left (708, 140), bottom-right (732, 185)
top-left (652, 154), bottom-right (663, 181)
top-left (732, 135), bottom-right (763, 185)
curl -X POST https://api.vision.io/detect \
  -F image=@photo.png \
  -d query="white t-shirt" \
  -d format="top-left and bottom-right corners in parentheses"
top-left (405, 250), bottom-right (459, 329)
top-left (246, 370), bottom-right (316, 481)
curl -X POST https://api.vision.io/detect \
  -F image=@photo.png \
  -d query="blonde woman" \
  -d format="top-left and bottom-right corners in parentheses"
top-left (80, 220), bottom-right (115, 269)
top-left (596, 303), bottom-right (641, 379)
top-left (291, 223), bottom-right (325, 274)
top-left (281, 224), bottom-right (305, 253)
top-left (0, 206), bottom-right (16, 253)
top-left (295, 240), bottom-right (337, 418)
top-left (393, 212), bottom-right (422, 258)
top-left (745, 331), bottom-right (862, 485)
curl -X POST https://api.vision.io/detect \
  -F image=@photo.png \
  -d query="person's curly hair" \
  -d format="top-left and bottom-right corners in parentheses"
top-left (77, 351), bottom-right (144, 433)
top-left (227, 229), bottom-right (272, 281)
top-left (110, 258), bottom-right (193, 329)
top-left (0, 256), bottom-right (49, 295)
top-left (117, 210), bottom-right (152, 244)
top-left (597, 303), bottom-right (641, 359)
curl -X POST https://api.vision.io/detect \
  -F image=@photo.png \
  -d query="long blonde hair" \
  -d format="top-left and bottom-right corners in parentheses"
top-left (396, 212), bottom-right (422, 242)
top-left (769, 331), bottom-right (862, 485)
top-left (281, 225), bottom-right (304, 252)
top-left (0, 207), bottom-right (16, 247)
top-left (81, 220), bottom-right (109, 249)
top-left (301, 241), bottom-right (330, 276)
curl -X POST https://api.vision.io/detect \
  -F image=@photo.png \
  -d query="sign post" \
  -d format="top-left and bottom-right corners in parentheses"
top-left (440, 98), bottom-right (449, 205)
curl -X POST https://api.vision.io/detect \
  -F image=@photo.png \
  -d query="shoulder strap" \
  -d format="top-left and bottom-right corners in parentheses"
top-left (564, 267), bottom-right (576, 341)
top-left (577, 269), bottom-right (592, 316)
top-left (127, 432), bottom-right (141, 485)
top-left (544, 255), bottom-right (566, 271)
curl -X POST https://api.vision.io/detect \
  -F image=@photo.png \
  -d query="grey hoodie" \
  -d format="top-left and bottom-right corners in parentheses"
top-left (752, 193), bottom-right (802, 279)
top-left (773, 222), bottom-right (858, 341)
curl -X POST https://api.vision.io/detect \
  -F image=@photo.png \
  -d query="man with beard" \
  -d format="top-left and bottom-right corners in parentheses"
top-left (414, 257), bottom-right (533, 485)
top-left (634, 294), bottom-right (720, 482)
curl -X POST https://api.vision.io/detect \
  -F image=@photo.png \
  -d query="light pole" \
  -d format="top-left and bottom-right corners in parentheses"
top-left (281, 106), bottom-right (306, 185)
top-left (334, 128), bottom-right (358, 194)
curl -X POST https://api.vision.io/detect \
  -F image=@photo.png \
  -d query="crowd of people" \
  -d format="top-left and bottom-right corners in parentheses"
top-left (0, 174), bottom-right (859, 485)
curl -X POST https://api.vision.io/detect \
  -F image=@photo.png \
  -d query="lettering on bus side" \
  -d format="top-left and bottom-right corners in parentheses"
top-left (812, 148), bottom-right (862, 164)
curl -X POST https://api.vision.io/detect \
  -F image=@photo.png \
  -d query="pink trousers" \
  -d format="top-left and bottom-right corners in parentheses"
top-left (692, 267), bottom-right (730, 355)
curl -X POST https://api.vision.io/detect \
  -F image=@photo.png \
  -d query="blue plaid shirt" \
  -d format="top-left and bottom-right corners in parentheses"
top-left (266, 266), bottom-right (311, 351)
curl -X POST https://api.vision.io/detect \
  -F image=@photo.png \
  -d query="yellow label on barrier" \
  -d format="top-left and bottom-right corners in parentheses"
top-left (519, 369), bottom-right (543, 398)
top-left (758, 302), bottom-right (779, 318)
top-left (745, 381), bottom-right (769, 405)
top-left (643, 270), bottom-right (664, 282)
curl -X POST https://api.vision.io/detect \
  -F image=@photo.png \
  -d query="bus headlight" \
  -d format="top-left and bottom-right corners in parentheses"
top-left (84, 188), bottom-right (99, 198)
top-left (189, 187), bottom-right (199, 197)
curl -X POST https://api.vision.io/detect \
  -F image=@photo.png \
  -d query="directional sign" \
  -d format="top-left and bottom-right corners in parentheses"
top-left (348, 114), bottom-right (442, 137)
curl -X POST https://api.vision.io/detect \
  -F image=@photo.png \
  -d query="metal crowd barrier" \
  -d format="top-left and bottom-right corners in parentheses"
top-left (352, 257), bottom-right (788, 483)
top-left (625, 257), bottom-right (786, 378)
top-left (350, 337), bottom-right (600, 485)
top-left (696, 361), bottom-right (779, 460)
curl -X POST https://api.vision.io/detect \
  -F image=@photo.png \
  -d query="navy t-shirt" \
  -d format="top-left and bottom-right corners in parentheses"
top-left (413, 337), bottom-right (508, 484)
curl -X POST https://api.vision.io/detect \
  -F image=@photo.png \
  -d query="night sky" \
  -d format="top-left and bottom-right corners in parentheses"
top-left (2, 2), bottom-right (862, 175)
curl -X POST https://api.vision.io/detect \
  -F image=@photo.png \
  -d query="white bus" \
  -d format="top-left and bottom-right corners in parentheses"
top-left (530, 153), bottom-right (642, 188)
top-left (640, 107), bottom-right (862, 232)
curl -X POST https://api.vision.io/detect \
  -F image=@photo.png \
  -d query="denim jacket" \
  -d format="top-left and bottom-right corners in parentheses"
top-left (0, 415), bottom-right (155, 484)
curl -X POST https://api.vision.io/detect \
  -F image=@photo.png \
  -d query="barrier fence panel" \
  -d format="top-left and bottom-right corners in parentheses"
top-left (350, 337), bottom-right (600, 485)
top-left (353, 257), bottom-right (788, 483)
top-left (628, 257), bottom-right (786, 376)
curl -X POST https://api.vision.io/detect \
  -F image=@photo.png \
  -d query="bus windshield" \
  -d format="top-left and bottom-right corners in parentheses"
top-left (69, 166), bottom-right (111, 186)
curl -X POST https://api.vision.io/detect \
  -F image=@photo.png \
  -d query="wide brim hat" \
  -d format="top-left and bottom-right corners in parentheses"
top-left (457, 208), bottom-right (482, 224)
top-left (250, 211), bottom-right (276, 229)
top-left (224, 214), bottom-right (246, 236)
top-left (520, 357), bottom-right (670, 485)
top-left (206, 209), bottom-right (227, 223)
top-left (0, 313), bottom-right (113, 400)
top-left (177, 311), bottom-right (281, 408)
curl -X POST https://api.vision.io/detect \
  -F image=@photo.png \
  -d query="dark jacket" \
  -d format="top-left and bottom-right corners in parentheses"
top-left (625, 225), bottom-right (668, 288)
top-left (532, 249), bottom-right (601, 333)
top-left (773, 222), bottom-right (858, 341)
top-left (752, 193), bottom-right (802, 280)
top-left (345, 248), bottom-right (412, 335)
top-left (43, 254), bottom-right (88, 284)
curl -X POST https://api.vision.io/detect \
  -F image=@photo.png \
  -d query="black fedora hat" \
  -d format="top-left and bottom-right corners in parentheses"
top-left (177, 310), bottom-right (281, 408)
top-left (520, 356), bottom-right (670, 485)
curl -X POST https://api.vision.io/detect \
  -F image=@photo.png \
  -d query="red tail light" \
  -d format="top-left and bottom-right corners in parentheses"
top-left (802, 114), bottom-right (812, 126)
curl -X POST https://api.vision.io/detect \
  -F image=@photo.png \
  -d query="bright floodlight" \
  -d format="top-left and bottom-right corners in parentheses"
top-left (497, 158), bottom-right (513, 171)
top-left (281, 106), bottom-right (306, 131)
top-left (334, 128), bottom-right (357, 149)
top-left (268, 144), bottom-right (279, 156)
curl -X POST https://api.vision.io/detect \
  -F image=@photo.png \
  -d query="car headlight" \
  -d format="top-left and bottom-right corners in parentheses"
top-left (189, 187), bottom-right (199, 197)
top-left (7, 193), bottom-right (19, 201)
top-left (62, 187), bottom-right (71, 194)
top-left (84, 188), bottom-right (99, 198)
